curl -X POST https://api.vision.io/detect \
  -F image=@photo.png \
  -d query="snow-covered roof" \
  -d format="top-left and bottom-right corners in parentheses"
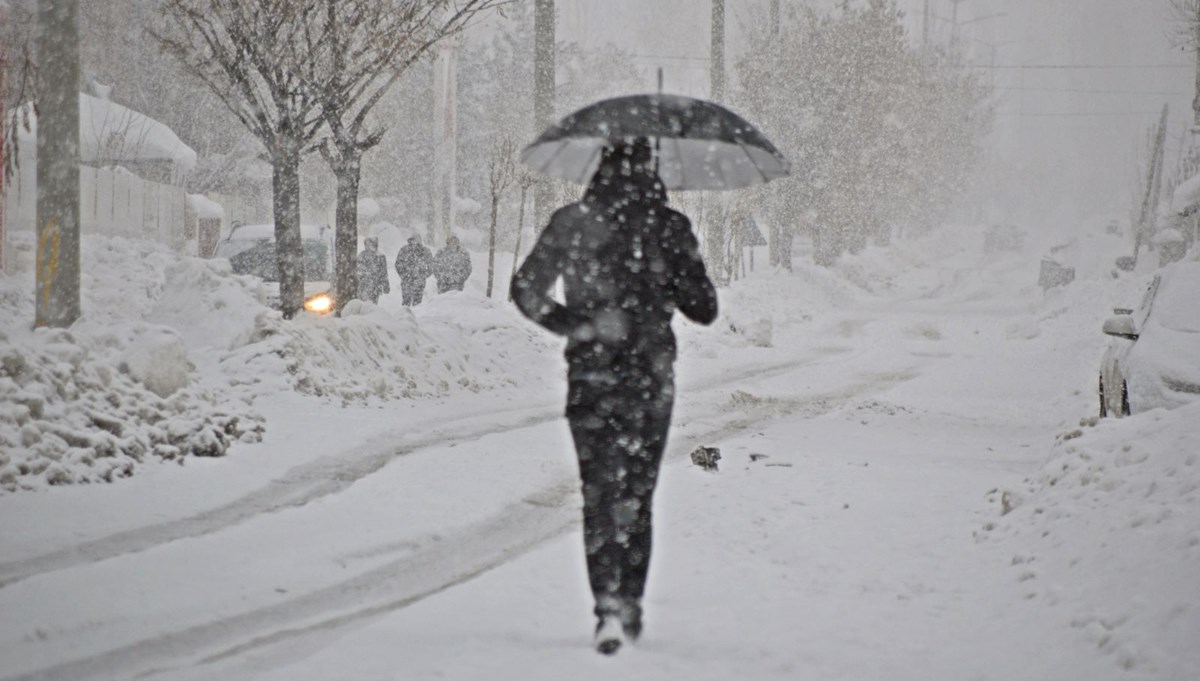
top-left (17, 94), bottom-right (198, 172)
top-left (1171, 172), bottom-right (1200, 213)
top-left (188, 194), bottom-right (225, 220)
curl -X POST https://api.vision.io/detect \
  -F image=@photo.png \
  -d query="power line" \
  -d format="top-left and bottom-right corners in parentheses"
top-left (997, 111), bottom-right (1166, 118)
top-left (991, 85), bottom-right (1189, 96)
top-left (980, 63), bottom-right (1193, 70)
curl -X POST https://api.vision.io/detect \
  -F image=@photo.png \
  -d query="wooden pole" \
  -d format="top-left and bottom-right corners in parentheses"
top-left (36, 0), bottom-right (81, 327)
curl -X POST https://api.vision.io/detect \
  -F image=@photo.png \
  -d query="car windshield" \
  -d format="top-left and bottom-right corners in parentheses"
top-left (219, 238), bottom-right (330, 283)
top-left (1153, 265), bottom-right (1200, 333)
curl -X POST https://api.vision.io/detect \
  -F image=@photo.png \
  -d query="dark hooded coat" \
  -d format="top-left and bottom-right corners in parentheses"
top-left (511, 139), bottom-right (717, 634)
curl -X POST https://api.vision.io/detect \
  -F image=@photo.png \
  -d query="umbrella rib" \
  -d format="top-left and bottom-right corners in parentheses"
top-left (579, 143), bottom-right (604, 185)
top-left (537, 139), bottom-right (577, 180)
top-left (673, 135), bottom-right (689, 190)
top-left (737, 143), bottom-right (772, 187)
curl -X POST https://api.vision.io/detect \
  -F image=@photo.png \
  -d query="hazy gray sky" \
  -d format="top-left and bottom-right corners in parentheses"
top-left (549, 0), bottom-right (1194, 226)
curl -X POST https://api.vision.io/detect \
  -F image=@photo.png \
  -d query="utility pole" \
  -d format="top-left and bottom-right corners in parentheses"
top-left (431, 38), bottom-right (458, 246)
top-left (923, 0), bottom-right (930, 46)
top-left (533, 0), bottom-right (555, 232)
top-left (0, 1), bottom-right (9, 273)
top-left (707, 0), bottom-right (727, 282)
top-left (710, 0), bottom-right (726, 103)
top-left (949, 0), bottom-right (970, 46)
top-left (36, 0), bottom-right (81, 327)
top-left (1193, 3), bottom-right (1200, 131)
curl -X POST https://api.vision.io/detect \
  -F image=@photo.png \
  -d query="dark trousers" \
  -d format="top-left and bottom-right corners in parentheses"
top-left (566, 359), bottom-right (674, 617)
top-left (400, 278), bottom-right (424, 306)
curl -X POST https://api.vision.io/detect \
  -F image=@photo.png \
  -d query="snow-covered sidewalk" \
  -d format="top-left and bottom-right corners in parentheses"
top-left (1, 223), bottom-right (1197, 681)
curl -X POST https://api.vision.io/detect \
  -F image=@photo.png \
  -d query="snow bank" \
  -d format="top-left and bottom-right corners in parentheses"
top-left (220, 292), bottom-right (559, 405)
top-left (0, 321), bottom-right (264, 492)
top-left (987, 403), bottom-right (1200, 676)
top-left (0, 235), bottom-right (266, 493)
top-left (0, 230), bottom-right (571, 492)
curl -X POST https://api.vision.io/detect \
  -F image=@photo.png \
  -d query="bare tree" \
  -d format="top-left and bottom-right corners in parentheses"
top-left (485, 136), bottom-right (515, 298)
top-left (297, 0), bottom-right (502, 313)
top-left (1, 0), bottom-right (36, 193)
top-left (153, 0), bottom-right (325, 319)
top-left (508, 167), bottom-right (534, 301)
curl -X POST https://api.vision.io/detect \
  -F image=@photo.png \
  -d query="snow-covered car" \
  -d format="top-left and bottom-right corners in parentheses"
top-left (1098, 261), bottom-right (1200, 417)
top-left (213, 222), bottom-right (335, 314)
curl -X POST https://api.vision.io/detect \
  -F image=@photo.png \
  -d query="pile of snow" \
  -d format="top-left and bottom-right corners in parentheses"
top-left (220, 292), bottom-right (560, 405)
top-left (1, 231), bottom-right (566, 491)
top-left (0, 325), bottom-right (264, 492)
top-left (0, 234), bottom-right (266, 493)
top-left (988, 404), bottom-right (1200, 676)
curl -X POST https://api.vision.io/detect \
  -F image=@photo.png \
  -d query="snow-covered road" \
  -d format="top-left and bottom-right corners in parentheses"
top-left (2, 224), bottom-right (1196, 681)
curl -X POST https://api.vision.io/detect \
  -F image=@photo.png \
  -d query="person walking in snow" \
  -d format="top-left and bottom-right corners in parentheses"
top-left (511, 137), bottom-right (718, 655)
top-left (433, 235), bottom-right (472, 293)
top-left (356, 237), bottom-right (390, 304)
top-left (395, 234), bottom-right (433, 306)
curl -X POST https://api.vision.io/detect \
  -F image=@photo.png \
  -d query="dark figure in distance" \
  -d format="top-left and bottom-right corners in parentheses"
top-left (511, 137), bottom-right (718, 655)
top-left (395, 234), bottom-right (433, 306)
top-left (433, 235), bottom-right (472, 293)
top-left (356, 237), bottom-right (390, 304)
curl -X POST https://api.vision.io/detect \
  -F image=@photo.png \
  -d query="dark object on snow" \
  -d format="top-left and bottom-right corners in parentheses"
top-left (357, 237), bottom-right (389, 304)
top-left (512, 137), bottom-right (718, 651)
top-left (691, 446), bottom-right (722, 471)
top-left (1115, 255), bottom-right (1136, 272)
top-left (395, 235), bottom-right (433, 306)
top-left (433, 236), bottom-right (472, 293)
top-left (521, 94), bottom-right (789, 191)
top-left (1038, 258), bottom-right (1075, 291)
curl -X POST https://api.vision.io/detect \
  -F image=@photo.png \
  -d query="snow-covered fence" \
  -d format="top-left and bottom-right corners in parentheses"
top-left (3, 161), bottom-right (188, 248)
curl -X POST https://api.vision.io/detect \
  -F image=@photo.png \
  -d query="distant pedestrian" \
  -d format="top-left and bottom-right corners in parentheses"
top-left (356, 237), bottom-right (389, 304)
top-left (395, 234), bottom-right (433, 306)
top-left (433, 236), bottom-right (472, 293)
top-left (511, 137), bottom-right (718, 655)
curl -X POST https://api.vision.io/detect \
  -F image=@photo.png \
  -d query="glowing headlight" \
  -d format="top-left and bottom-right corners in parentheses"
top-left (304, 292), bottom-right (334, 314)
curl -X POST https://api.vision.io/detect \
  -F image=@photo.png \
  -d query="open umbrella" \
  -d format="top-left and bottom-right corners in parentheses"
top-left (520, 94), bottom-right (790, 191)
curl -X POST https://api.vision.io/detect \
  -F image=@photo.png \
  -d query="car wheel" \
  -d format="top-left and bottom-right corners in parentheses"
top-left (1098, 375), bottom-right (1108, 418)
top-left (1120, 380), bottom-right (1131, 416)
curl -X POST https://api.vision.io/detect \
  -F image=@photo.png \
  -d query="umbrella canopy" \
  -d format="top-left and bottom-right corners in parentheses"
top-left (520, 94), bottom-right (790, 191)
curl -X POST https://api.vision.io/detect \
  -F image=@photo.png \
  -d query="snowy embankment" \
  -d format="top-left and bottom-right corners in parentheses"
top-left (0, 232), bottom-right (565, 493)
top-left (990, 402), bottom-right (1200, 675)
top-left (1, 219), bottom-right (1197, 680)
top-left (0, 236), bottom-right (266, 491)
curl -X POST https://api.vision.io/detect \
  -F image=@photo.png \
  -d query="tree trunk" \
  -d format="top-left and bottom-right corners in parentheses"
top-left (508, 183), bottom-right (528, 302)
top-left (35, 0), bottom-right (81, 328)
top-left (813, 224), bottom-right (838, 267)
top-left (272, 141), bottom-right (305, 319)
top-left (705, 197), bottom-right (728, 286)
top-left (533, 0), bottom-right (556, 232)
top-left (486, 194), bottom-right (498, 297)
top-left (332, 153), bottom-right (361, 314)
top-left (710, 0), bottom-right (726, 103)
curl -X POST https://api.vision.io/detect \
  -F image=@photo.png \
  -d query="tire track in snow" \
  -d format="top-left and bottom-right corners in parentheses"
top-left (0, 353), bottom-right (844, 591)
top-left (2, 367), bottom-right (914, 681)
